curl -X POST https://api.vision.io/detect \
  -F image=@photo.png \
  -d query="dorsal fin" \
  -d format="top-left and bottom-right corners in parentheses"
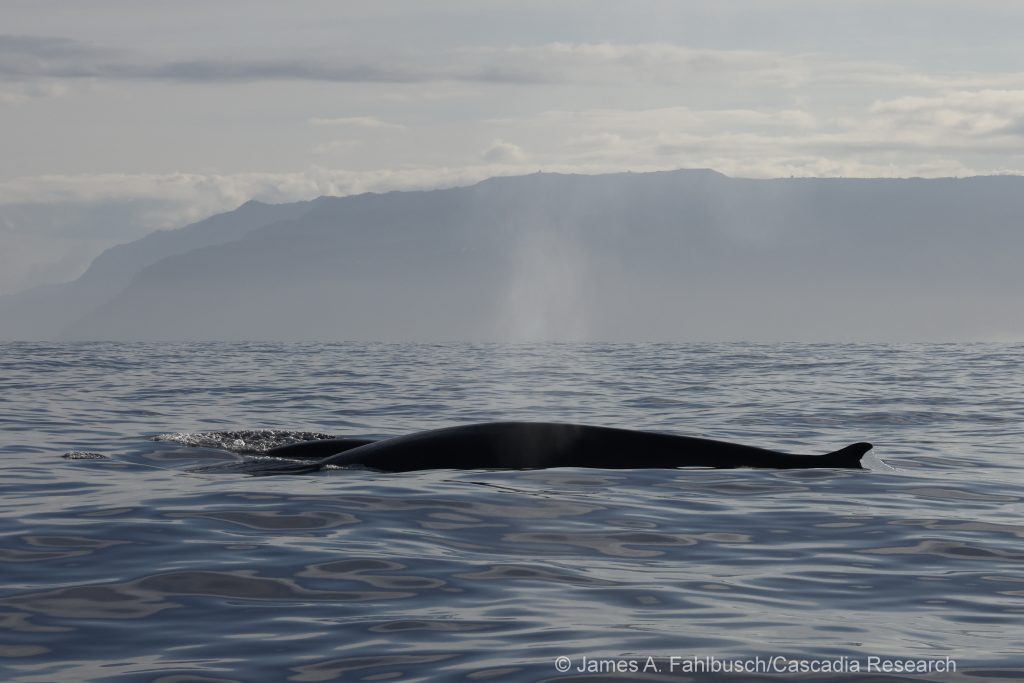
top-left (824, 442), bottom-right (873, 468)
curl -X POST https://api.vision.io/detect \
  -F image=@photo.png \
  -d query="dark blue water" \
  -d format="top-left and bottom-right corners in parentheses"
top-left (1, 342), bottom-right (1022, 682)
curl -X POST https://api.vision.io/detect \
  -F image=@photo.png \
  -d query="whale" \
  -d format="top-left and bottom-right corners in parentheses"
top-left (267, 437), bottom-right (377, 460)
top-left (251, 422), bottom-right (872, 475)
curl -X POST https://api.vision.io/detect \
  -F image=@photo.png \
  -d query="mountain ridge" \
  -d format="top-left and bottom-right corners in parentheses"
top-left (2, 169), bottom-right (1021, 341)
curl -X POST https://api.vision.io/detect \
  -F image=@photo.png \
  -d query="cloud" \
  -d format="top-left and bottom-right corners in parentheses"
top-left (868, 89), bottom-right (1024, 138)
top-left (464, 42), bottom-right (814, 87)
top-left (0, 37), bottom-right (684, 85)
top-left (481, 139), bottom-right (527, 163)
top-left (480, 95), bottom-right (1024, 179)
top-left (133, 59), bottom-right (427, 84)
top-left (0, 34), bottom-right (427, 84)
top-left (0, 38), bottom-right (73, 103)
top-left (8, 33), bottom-right (1021, 95)
top-left (0, 34), bottom-right (113, 69)
top-left (0, 165), bottom-right (537, 222)
top-left (0, 148), bottom-right (1016, 297)
top-left (308, 116), bottom-right (406, 130)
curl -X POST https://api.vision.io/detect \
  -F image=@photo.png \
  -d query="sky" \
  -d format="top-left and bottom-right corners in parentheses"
top-left (2, 0), bottom-right (1024, 295)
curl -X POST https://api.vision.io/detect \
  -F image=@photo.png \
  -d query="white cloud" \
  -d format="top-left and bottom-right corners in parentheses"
top-left (308, 116), bottom-right (406, 130)
top-left (868, 89), bottom-right (1024, 138)
top-left (481, 139), bottom-right (527, 163)
top-left (479, 93), bottom-right (1024, 178)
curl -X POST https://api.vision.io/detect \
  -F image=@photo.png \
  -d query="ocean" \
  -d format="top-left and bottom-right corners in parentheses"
top-left (1, 341), bottom-right (1021, 682)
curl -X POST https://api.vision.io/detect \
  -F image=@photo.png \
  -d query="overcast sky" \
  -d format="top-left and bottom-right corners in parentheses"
top-left (2, 0), bottom-right (1024, 295)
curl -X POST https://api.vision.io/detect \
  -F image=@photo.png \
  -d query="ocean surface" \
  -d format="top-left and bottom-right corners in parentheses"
top-left (1, 342), bottom-right (1022, 682)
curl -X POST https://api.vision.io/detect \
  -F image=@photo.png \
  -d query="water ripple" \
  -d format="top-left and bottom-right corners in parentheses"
top-left (1, 342), bottom-right (1022, 680)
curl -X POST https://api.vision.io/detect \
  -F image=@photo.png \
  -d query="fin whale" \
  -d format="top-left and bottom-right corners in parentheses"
top-left (254, 422), bottom-right (872, 476)
top-left (267, 437), bottom-right (377, 460)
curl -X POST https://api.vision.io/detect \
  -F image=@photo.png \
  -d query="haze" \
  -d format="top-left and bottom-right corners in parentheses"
top-left (2, 1), bottom-right (1022, 341)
